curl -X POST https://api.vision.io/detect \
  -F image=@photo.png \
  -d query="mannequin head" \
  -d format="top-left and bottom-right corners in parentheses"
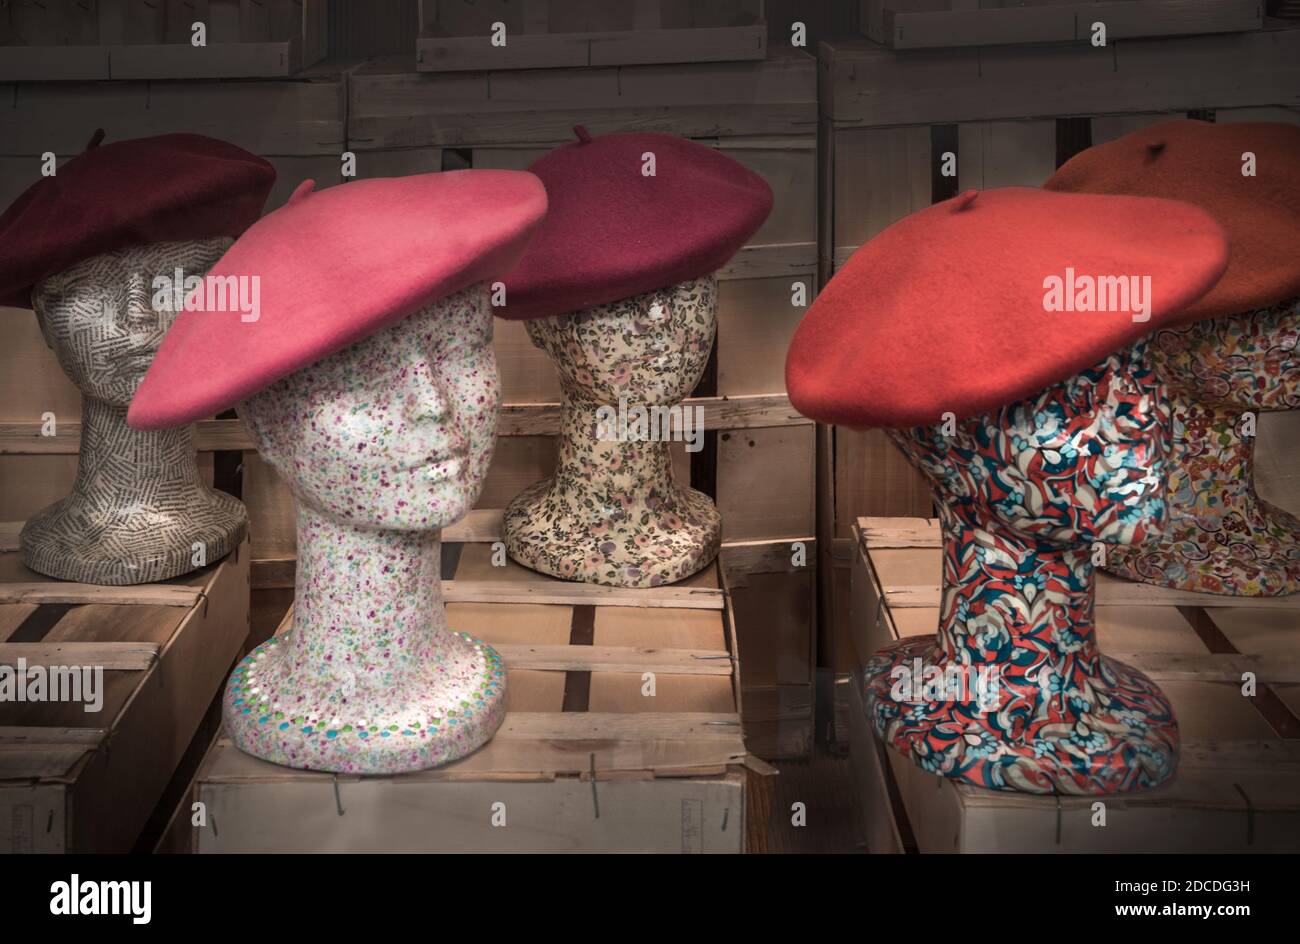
top-left (31, 238), bottom-right (230, 403)
top-left (526, 276), bottom-right (716, 406)
top-left (238, 284), bottom-right (500, 530)
top-left (891, 339), bottom-right (1170, 549)
top-left (1152, 297), bottom-right (1299, 409)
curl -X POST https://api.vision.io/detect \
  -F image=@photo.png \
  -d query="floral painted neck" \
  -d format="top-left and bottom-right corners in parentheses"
top-left (1106, 297), bottom-right (1300, 595)
top-left (289, 503), bottom-right (444, 685)
top-left (504, 276), bottom-right (721, 588)
top-left (22, 394), bottom-right (245, 584)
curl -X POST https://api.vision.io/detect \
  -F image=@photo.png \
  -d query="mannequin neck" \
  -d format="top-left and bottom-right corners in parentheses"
top-left (1165, 389), bottom-right (1267, 522)
top-left (71, 395), bottom-right (203, 501)
top-left (936, 501), bottom-right (1098, 677)
top-left (554, 391), bottom-right (678, 502)
top-left (289, 502), bottom-right (444, 681)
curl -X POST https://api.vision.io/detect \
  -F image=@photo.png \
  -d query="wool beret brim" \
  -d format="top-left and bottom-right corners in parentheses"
top-left (1046, 120), bottom-right (1300, 320)
top-left (498, 129), bottom-right (772, 320)
top-left (0, 132), bottom-right (274, 308)
top-left (785, 186), bottom-right (1229, 430)
top-left (127, 170), bottom-right (547, 431)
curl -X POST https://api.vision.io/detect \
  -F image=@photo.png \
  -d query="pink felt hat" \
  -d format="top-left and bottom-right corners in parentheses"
top-left (0, 131), bottom-right (274, 309)
top-left (128, 170), bottom-right (547, 430)
top-left (498, 127), bottom-right (772, 320)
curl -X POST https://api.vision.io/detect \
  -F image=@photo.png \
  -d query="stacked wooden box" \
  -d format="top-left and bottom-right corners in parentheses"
top-left (415, 0), bottom-right (768, 71)
top-left (817, 20), bottom-right (1300, 723)
top-left (0, 0), bottom-right (328, 81)
top-left (158, 535), bottom-right (770, 853)
top-left (0, 537), bottom-right (249, 853)
top-left (847, 516), bottom-right (1300, 853)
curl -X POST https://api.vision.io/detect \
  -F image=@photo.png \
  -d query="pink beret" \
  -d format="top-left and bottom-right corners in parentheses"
top-left (128, 170), bottom-right (547, 431)
top-left (786, 187), bottom-right (1229, 430)
top-left (499, 127), bottom-right (772, 319)
top-left (0, 131), bottom-right (274, 308)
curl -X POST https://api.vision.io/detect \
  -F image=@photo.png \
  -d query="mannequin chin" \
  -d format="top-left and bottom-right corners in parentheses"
top-left (225, 284), bottom-right (507, 775)
top-left (22, 238), bottom-right (246, 585)
top-left (866, 339), bottom-right (1180, 795)
top-left (503, 275), bottom-right (721, 588)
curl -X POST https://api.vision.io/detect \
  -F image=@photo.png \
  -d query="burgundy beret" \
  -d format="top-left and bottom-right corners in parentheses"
top-left (786, 187), bottom-right (1229, 430)
top-left (499, 127), bottom-right (772, 319)
top-left (1046, 120), bottom-right (1300, 320)
top-left (128, 170), bottom-right (548, 431)
top-left (0, 131), bottom-right (274, 308)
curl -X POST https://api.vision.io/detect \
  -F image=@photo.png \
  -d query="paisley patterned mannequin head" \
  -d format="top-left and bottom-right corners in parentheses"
top-left (866, 339), bottom-right (1180, 795)
top-left (225, 285), bottom-right (508, 774)
top-left (21, 238), bottom-right (247, 584)
top-left (1105, 298), bottom-right (1300, 594)
top-left (503, 276), bottom-right (722, 587)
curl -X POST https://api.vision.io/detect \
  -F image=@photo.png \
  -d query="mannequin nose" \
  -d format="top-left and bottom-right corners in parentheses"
top-left (123, 272), bottom-right (155, 325)
top-left (403, 374), bottom-right (452, 424)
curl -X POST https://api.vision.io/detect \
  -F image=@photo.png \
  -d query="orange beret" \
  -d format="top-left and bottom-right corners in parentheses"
top-left (1046, 120), bottom-right (1300, 320)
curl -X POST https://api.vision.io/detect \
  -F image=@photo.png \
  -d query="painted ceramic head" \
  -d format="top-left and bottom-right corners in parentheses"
top-left (238, 285), bottom-right (500, 529)
top-left (892, 340), bottom-right (1171, 549)
top-left (526, 276), bottom-right (716, 405)
top-left (1153, 298), bottom-right (1300, 410)
top-left (31, 238), bottom-right (230, 403)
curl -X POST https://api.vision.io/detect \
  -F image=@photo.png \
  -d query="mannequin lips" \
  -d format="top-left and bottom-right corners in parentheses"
top-left (404, 451), bottom-right (467, 478)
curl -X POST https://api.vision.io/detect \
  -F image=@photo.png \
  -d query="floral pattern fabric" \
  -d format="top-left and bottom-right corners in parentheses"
top-left (1106, 297), bottom-right (1300, 595)
top-left (865, 340), bottom-right (1179, 795)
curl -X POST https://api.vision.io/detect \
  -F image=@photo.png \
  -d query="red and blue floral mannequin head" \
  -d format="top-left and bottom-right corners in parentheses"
top-left (879, 340), bottom-right (1177, 793)
top-left (787, 187), bottom-right (1230, 794)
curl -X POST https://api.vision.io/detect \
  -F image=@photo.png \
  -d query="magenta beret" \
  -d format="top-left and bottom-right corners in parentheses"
top-left (0, 131), bottom-right (274, 308)
top-left (499, 127), bottom-right (773, 319)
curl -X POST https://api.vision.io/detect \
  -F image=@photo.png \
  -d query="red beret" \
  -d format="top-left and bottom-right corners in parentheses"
top-left (0, 131), bottom-right (274, 308)
top-left (1046, 120), bottom-right (1300, 320)
top-left (128, 170), bottom-right (547, 431)
top-left (785, 187), bottom-right (1229, 430)
top-left (499, 127), bottom-right (772, 319)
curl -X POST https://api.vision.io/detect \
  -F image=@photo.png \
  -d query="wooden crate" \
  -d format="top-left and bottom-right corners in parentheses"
top-left (0, 0), bottom-right (328, 81)
top-left (818, 22), bottom-right (1300, 738)
top-left (859, 0), bottom-right (1263, 50)
top-left (170, 547), bottom-right (771, 853)
top-left (415, 0), bottom-right (766, 72)
top-left (847, 516), bottom-right (1300, 853)
top-left (0, 535), bottom-right (249, 853)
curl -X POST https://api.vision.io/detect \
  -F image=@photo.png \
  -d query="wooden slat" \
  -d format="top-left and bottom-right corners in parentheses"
top-left (0, 642), bottom-right (160, 671)
top-left (494, 643), bottom-right (733, 676)
top-left (1108, 651), bottom-right (1300, 685)
top-left (0, 583), bottom-right (201, 607)
top-left (442, 580), bottom-right (725, 610)
top-left (0, 726), bottom-right (107, 746)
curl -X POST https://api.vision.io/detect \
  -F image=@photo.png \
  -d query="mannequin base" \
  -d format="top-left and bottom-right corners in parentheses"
top-left (863, 636), bottom-right (1179, 795)
top-left (1103, 500), bottom-right (1300, 596)
top-left (503, 478), bottom-right (721, 588)
top-left (224, 629), bottom-right (507, 775)
top-left (21, 492), bottom-right (246, 585)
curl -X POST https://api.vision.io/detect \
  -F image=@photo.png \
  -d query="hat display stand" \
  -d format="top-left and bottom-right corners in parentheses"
top-left (503, 276), bottom-right (722, 588)
top-left (21, 238), bottom-right (247, 585)
top-left (224, 286), bottom-right (507, 775)
top-left (862, 341), bottom-right (1180, 795)
top-left (1104, 296), bottom-right (1300, 596)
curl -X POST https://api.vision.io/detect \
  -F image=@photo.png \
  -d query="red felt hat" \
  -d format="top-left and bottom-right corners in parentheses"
top-left (0, 131), bottom-right (274, 308)
top-left (498, 127), bottom-right (772, 319)
top-left (1046, 120), bottom-right (1300, 320)
top-left (128, 170), bottom-right (547, 431)
top-left (785, 187), bottom-right (1229, 430)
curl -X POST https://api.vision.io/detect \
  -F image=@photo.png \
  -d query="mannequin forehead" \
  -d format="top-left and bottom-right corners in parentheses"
top-left (34, 238), bottom-right (230, 305)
